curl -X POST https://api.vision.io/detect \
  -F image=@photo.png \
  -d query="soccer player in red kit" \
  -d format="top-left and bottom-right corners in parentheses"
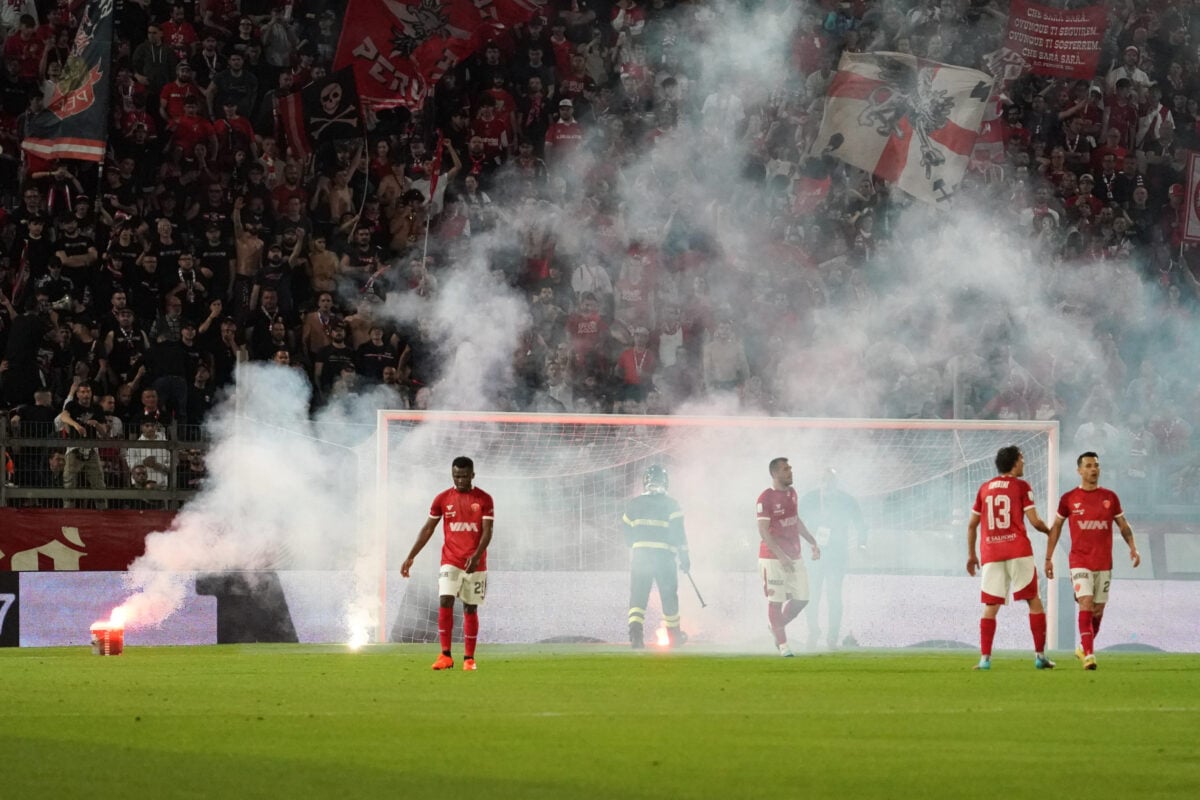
top-left (966, 446), bottom-right (1054, 670)
top-left (757, 457), bottom-right (821, 657)
top-left (1045, 452), bottom-right (1140, 670)
top-left (401, 456), bottom-right (494, 671)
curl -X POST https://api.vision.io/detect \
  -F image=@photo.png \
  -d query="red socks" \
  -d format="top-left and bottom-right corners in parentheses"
top-left (980, 617), bottom-right (997, 657)
top-left (768, 603), bottom-right (786, 645)
top-left (1078, 610), bottom-right (1094, 656)
top-left (1029, 612), bottom-right (1047, 653)
top-left (438, 606), bottom-right (453, 654)
top-left (463, 612), bottom-right (479, 658)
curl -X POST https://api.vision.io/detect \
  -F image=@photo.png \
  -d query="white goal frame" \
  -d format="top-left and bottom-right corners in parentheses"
top-left (374, 412), bottom-right (1059, 647)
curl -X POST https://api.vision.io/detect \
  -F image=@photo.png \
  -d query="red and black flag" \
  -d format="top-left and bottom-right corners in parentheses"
top-left (279, 68), bottom-right (363, 159)
top-left (334, 0), bottom-right (544, 111)
top-left (22, 0), bottom-right (114, 162)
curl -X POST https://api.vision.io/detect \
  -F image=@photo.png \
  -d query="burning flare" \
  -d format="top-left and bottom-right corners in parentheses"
top-left (655, 625), bottom-right (670, 648)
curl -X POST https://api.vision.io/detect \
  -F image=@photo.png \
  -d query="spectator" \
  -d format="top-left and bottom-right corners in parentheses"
top-left (58, 381), bottom-right (108, 508)
top-left (125, 419), bottom-right (171, 487)
top-left (702, 319), bottom-right (749, 394)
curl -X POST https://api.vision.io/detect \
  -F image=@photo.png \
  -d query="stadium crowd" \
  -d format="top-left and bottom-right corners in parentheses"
top-left (0, 0), bottom-right (1198, 503)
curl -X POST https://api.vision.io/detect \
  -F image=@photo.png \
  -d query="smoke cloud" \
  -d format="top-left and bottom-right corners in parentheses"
top-left (112, 1), bottom-right (1195, 651)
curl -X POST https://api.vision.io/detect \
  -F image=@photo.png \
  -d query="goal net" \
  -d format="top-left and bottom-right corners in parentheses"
top-left (376, 412), bottom-right (1058, 650)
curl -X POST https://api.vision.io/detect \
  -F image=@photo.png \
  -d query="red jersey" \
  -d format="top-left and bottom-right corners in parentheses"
top-left (971, 476), bottom-right (1036, 564)
top-left (545, 119), bottom-right (584, 158)
top-left (3, 34), bottom-right (44, 80)
top-left (481, 88), bottom-right (517, 120)
top-left (615, 347), bottom-right (655, 386)
top-left (756, 486), bottom-right (803, 560)
top-left (1056, 487), bottom-right (1124, 571)
top-left (471, 116), bottom-right (510, 160)
top-left (565, 311), bottom-right (608, 358)
top-left (429, 486), bottom-right (494, 571)
top-left (1104, 99), bottom-right (1138, 147)
top-left (160, 81), bottom-right (205, 122)
top-left (172, 114), bottom-right (214, 153)
top-left (161, 21), bottom-right (198, 61)
top-left (558, 71), bottom-right (595, 102)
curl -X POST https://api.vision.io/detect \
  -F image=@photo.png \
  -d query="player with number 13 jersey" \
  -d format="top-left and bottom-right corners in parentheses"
top-left (966, 446), bottom-right (1053, 671)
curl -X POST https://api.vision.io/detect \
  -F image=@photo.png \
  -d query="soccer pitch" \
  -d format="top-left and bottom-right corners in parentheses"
top-left (4, 645), bottom-right (1198, 799)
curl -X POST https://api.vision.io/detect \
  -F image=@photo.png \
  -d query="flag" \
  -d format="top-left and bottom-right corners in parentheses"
top-left (334, 0), bottom-right (545, 110)
top-left (1182, 153), bottom-right (1200, 244)
top-left (279, 68), bottom-right (363, 159)
top-left (813, 52), bottom-right (994, 205)
top-left (970, 48), bottom-right (1030, 174)
top-left (791, 158), bottom-right (833, 215)
top-left (427, 131), bottom-right (445, 199)
top-left (21, 0), bottom-right (114, 162)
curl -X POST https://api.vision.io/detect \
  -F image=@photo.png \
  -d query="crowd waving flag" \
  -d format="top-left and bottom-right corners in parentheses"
top-left (279, 68), bottom-right (363, 159)
top-left (334, 0), bottom-right (545, 110)
top-left (813, 52), bottom-right (994, 205)
top-left (21, 0), bottom-right (113, 162)
top-left (970, 47), bottom-right (1031, 173)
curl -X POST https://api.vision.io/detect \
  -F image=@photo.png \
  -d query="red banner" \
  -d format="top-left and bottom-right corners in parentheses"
top-left (1003, 0), bottom-right (1106, 79)
top-left (334, 0), bottom-right (544, 110)
top-left (0, 509), bottom-right (173, 571)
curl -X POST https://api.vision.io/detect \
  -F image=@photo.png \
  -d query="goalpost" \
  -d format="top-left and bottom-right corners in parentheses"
top-left (374, 412), bottom-right (1059, 649)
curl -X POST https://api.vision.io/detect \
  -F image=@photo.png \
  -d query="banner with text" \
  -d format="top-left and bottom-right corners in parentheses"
top-left (1003, 0), bottom-right (1106, 79)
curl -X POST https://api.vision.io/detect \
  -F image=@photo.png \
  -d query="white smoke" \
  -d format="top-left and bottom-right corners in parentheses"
top-left (112, 2), bottom-right (1197, 651)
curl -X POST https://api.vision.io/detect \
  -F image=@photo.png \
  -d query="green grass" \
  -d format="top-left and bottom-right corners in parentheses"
top-left (3, 645), bottom-right (1199, 799)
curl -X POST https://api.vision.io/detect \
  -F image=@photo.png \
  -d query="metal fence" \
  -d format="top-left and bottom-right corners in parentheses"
top-left (1, 423), bottom-right (211, 510)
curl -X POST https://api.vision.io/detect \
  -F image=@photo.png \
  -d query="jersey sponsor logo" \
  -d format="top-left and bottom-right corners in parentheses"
top-left (448, 522), bottom-right (479, 533)
top-left (1077, 520), bottom-right (1109, 530)
top-left (779, 517), bottom-right (798, 527)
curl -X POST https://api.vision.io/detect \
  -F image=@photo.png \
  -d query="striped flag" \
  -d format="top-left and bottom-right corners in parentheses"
top-left (22, 0), bottom-right (114, 162)
top-left (813, 52), bottom-right (993, 205)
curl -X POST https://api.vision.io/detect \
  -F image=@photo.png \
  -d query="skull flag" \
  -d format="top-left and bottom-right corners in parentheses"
top-left (813, 52), bottom-right (994, 205)
top-left (21, 0), bottom-right (114, 163)
top-left (279, 68), bottom-right (362, 159)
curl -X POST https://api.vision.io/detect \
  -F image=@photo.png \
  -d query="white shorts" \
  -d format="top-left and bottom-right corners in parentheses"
top-left (438, 565), bottom-right (488, 606)
top-left (980, 556), bottom-right (1038, 605)
top-left (1070, 569), bottom-right (1111, 604)
top-left (759, 558), bottom-right (809, 603)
